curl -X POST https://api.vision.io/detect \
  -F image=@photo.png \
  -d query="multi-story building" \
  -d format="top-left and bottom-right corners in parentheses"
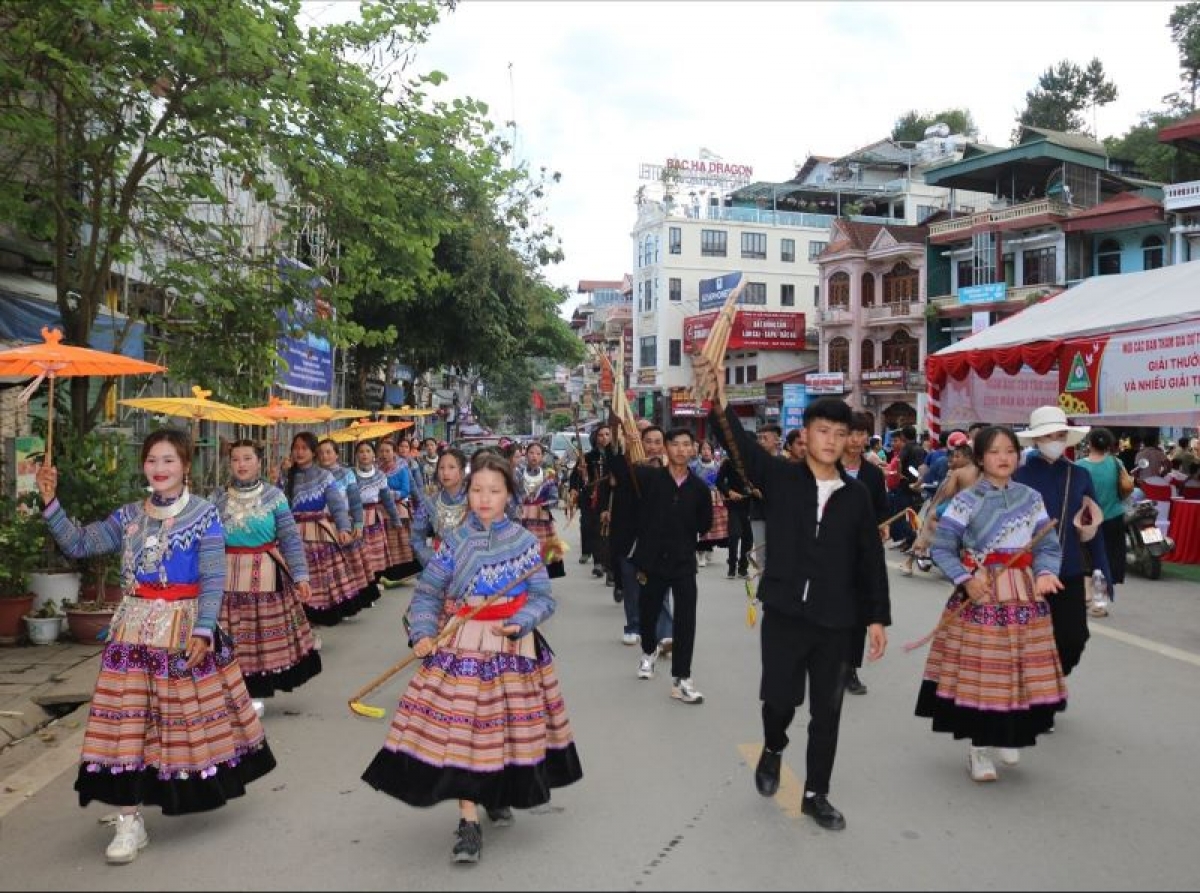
top-left (922, 126), bottom-right (1168, 354)
top-left (1157, 111), bottom-right (1200, 263)
top-left (814, 219), bottom-right (930, 433)
top-left (625, 130), bottom-right (991, 434)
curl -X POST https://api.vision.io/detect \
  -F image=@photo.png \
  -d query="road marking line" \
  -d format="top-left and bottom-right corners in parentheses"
top-left (0, 722), bottom-right (86, 820)
top-left (737, 743), bottom-right (801, 819)
top-left (1088, 623), bottom-right (1200, 668)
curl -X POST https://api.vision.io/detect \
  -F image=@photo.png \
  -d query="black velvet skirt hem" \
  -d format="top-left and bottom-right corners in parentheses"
top-left (75, 744), bottom-right (277, 816)
top-left (361, 745), bottom-right (583, 810)
top-left (244, 650), bottom-right (323, 698)
top-left (914, 680), bottom-right (1061, 747)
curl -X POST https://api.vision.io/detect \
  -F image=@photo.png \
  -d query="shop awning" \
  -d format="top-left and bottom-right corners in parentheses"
top-left (0, 272), bottom-right (146, 359)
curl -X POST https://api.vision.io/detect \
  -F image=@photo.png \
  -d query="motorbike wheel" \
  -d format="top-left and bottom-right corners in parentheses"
top-left (1147, 555), bottom-right (1162, 580)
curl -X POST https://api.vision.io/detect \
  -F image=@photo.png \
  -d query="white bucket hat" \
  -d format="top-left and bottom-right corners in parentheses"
top-left (1015, 405), bottom-right (1090, 446)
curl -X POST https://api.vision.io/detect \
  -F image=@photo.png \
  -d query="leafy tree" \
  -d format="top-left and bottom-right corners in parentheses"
top-left (1104, 109), bottom-right (1200, 183)
top-left (1013, 57), bottom-right (1118, 142)
top-left (891, 108), bottom-right (979, 141)
top-left (0, 0), bottom-right (461, 436)
top-left (1169, 2), bottom-right (1200, 111)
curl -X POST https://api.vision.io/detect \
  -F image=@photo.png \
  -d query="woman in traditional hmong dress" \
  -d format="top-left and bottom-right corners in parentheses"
top-left (916, 426), bottom-right (1068, 783)
top-left (36, 429), bottom-right (275, 865)
top-left (361, 452), bottom-right (583, 864)
top-left (513, 442), bottom-right (566, 579)
top-left (282, 432), bottom-right (363, 626)
top-left (213, 440), bottom-right (321, 705)
top-left (377, 438), bottom-right (420, 583)
top-left (690, 441), bottom-right (728, 568)
top-left (352, 441), bottom-right (404, 580)
top-left (317, 438), bottom-right (377, 608)
top-left (410, 447), bottom-right (470, 568)
top-left (413, 437), bottom-right (441, 500)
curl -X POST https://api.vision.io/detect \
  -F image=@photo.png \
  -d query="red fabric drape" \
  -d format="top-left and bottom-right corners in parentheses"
top-left (926, 341), bottom-right (1063, 388)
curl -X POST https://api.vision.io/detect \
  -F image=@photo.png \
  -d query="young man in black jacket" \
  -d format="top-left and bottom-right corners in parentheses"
top-left (612, 427), bottom-right (713, 704)
top-left (841, 411), bottom-right (890, 697)
top-left (701, 372), bottom-right (890, 831)
top-left (716, 455), bottom-right (755, 578)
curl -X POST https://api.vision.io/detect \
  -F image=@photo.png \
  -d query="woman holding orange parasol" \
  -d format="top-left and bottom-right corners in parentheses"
top-left (35, 429), bottom-right (275, 865)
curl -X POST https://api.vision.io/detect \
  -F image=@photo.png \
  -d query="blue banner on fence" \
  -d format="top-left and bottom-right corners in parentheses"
top-left (698, 272), bottom-right (744, 312)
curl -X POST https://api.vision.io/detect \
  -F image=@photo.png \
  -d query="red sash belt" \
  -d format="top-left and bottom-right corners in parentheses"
top-left (294, 511), bottom-right (325, 521)
top-left (226, 544), bottom-right (273, 554)
top-left (134, 582), bottom-right (200, 601)
top-left (456, 593), bottom-right (527, 621)
top-left (963, 551), bottom-right (1033, 570)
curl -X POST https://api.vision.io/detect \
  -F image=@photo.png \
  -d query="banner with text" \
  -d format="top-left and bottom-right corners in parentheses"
top-left (939, 364), bottom-right (1062, 427)
top-left (1057, 321), bottom-right (1200, 417)
top-left (683, 310), bottom-right (805, 353)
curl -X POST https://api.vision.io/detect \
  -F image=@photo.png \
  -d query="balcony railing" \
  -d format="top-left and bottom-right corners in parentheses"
top-left (927, 198), bottom-right (1071, 238)
top-left (864, 300), bottom-right (923, 321)
top-left (1164, 180), bottom-right (1200, 213)
top-left (818, 306), bottom-right (853, 324)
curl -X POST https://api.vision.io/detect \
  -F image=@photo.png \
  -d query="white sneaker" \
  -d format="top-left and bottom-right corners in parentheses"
top-left (1088, 599), bottom-right (1110, 618)
top-left (311, 633), bottom-right (323, 651)
top-left (659, 637), bottom-right (673, 656)
top-left (621, 632), bottom-right (640, 646)
top-left (968, 746), bottom-right (998, 782)
top-left (637, 649), bottom-right (658, 680)
top-left (105, 813), bottom-right (148, 864)
top-left (252, 700), bottom-right (265, 719)
top-left (671, 677), bottom-right (704, 704)
top-left (697, 553), bottom-right (708, 567)
top-left (995, 747), bottom-right (1021, 766)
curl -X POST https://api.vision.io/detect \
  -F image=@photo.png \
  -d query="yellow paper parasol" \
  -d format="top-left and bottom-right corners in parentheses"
top-left (120, 385), bottom-right (275, 445)
top-left (312, 405), bottom-right (372, 422)
top-left (376, 406), bottom-right (437, 418)
top-left (0, 327), bottom-right (166, 458)
top-left (245, 395), bottom-right (328, 426)
top-left (327, 419), bottom-right (413, 444)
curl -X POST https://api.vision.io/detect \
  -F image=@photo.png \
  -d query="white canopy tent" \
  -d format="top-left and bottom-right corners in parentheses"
top-left (927, 261), bottom-right (1200, 431)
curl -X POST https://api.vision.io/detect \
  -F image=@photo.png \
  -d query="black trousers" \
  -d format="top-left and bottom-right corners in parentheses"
top-left (759, 611), bottom-right (851, 797)
top-left (640, 571), bottom-right (698, 680)
top-left (579, 505), bottom-right (602, 562)
top-left (725, 505), bottom-right (754, 572)
top-left (1049, 573), bottom-right (1089, 676)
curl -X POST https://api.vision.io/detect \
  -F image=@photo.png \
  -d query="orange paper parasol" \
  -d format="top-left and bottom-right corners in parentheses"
top-left (327, 419), bottom-right (413, 444)
top-left (0, 327), bottom-right (166, 458)
top-left (376, 406), bottom-right (437, 418)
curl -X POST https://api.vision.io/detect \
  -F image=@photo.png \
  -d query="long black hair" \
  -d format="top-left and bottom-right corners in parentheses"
top-left (287, 432), bottom-right (319, 502)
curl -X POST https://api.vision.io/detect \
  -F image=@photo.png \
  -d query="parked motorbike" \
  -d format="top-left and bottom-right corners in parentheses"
top-left (1125, 498), bottom-right (1175, 580)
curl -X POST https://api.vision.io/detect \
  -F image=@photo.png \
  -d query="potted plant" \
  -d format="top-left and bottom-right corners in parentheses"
top-left (24, 598), bottom-right (65, 646)
top-left (0, 495), bottom-right (44, 644)
top-left (63, 594), bottom-right (117, 644)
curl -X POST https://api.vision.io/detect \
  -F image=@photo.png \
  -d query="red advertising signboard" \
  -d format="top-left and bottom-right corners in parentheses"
top-left (682, 311), bottom-right (805, 354)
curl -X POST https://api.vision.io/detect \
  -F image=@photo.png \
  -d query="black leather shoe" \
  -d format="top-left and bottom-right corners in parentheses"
top-left (591, 567), bottom-right (605, 578)
top-left (613, 587), bottom-right (623, 604)
top-left (846, 671), bottom-right (867, 696)
top-left (754, 748), bottom-right (781, 797)
top-left (801, 793), bottom-right (846, 830)
top-left (577, 554), bottom-right (590, 564)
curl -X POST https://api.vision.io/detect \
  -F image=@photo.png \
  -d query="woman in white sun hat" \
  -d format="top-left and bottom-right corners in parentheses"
top-left (1013, 406), bottom-right (1112, 690)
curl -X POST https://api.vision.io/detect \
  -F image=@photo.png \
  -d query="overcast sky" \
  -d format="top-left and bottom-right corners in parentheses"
top-left (302, 1), bottom-right (1183, 316)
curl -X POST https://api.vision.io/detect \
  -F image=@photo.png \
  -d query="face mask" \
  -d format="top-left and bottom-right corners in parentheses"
top-left (1037, 440), bottom-right (1067, 461)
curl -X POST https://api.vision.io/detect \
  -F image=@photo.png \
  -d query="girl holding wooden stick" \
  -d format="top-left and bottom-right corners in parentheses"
top-left (361, 452), bottom-right (582, 864)
top-left (915, 426), bottom-right (1067, 783)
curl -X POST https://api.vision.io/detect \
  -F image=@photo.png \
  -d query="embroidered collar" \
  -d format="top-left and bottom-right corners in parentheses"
top-left (145, 489), bottom-right (190, 520)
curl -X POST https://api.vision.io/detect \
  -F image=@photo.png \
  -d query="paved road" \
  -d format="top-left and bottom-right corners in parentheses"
top-left (1, 519), bottom-right (1198, 890)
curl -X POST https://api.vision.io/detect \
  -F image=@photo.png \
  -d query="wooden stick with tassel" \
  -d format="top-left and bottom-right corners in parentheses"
top-left (348, 562), bottom-right (544, 719)
top-left (903, 520), bottom-right (1058, 653)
